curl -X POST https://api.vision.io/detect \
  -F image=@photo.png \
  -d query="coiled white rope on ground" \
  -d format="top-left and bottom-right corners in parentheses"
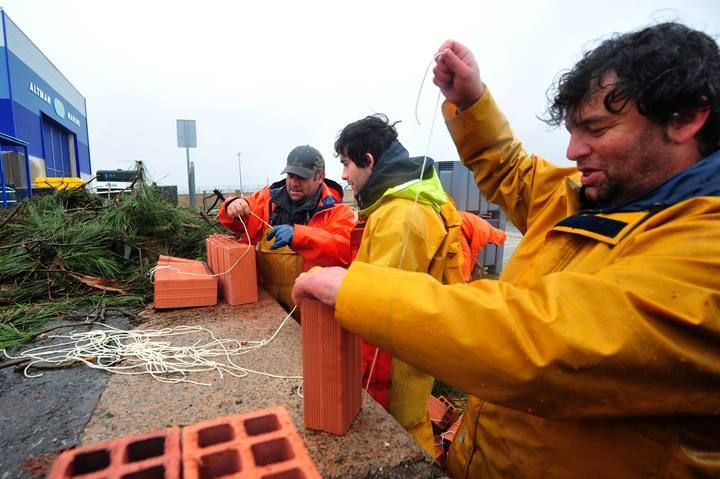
top-left (3, 306), bottom-right (301, 386)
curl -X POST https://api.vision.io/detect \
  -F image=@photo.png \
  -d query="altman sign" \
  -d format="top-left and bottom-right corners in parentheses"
top-left (29, 81), bottom-right (51, 104)
top-left (29, 81), bottom-right (82, 127)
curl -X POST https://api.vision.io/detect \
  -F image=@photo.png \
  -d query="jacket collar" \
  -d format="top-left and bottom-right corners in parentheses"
top-left (556, 150), bottom-right (720, 243)
top-left (355, 139), bottom-right (435, 210)
top-left (358, 168), bottom-right (448, 217)
top-left (268, 177), bottom-right (343, 212)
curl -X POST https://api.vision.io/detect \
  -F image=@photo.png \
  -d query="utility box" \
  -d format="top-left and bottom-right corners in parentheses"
top-left (435, 161), bottom-right (506, 275)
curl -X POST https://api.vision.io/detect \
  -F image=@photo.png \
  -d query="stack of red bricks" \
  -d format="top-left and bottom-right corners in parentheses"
top-left (154, 256), bottom-right (218, 309)
top-left (428, 394), bottom-right (463, 464)
top-left (301, 300), bottom-right (362, 436)
top-left (153, 233), bottom-right (259, 310)
top-left (48, 406), bottom-right (320, 478)
top-left (206, 234), bottom-right (258, 306)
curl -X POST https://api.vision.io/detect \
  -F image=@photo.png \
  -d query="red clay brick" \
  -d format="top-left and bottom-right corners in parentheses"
top-left (427, 395), bottom-right (450, 426)
top-left (48, 427), bottom-right (180, 479)
top-left (301, 300), bottom-right (362, 436)
top-left (439, 404), bottom-right (459, 431)
top-left (154, 256), bottom-right (217, 309)
top-left (206, 234), bottom-right (258, 306)
top-left (442, 413), bottom-right (463, 443)
top-left (182, 406), bottom-right (320, 479)
top-left (427, 395), bottom-right (459, 432)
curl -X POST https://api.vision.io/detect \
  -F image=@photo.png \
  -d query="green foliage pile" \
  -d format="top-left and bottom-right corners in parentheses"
top-left (0, 184), bottom-right (220, 349)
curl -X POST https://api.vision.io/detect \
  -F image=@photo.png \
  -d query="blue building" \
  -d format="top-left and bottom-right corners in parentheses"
top-left (0, 8), bottom-right (90, 206)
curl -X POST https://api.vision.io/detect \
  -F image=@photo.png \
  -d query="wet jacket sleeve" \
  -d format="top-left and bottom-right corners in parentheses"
top-left (334, 209), bottom-right (720, 420)
top-left (443, 90), bottom-right (579, 234)
top-left (290, 203), bottom-right (355, 268)
top-left (217, 188), bottom-right (270, 245)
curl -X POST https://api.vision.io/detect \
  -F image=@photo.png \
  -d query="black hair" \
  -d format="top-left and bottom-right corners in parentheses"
top-left (334, 114), bottom-right (400, 167)
top-left (545, 22), bottom-right (720, 157)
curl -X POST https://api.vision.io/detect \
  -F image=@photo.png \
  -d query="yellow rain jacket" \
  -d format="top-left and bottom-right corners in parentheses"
top-left (334, 90), bottom-right (720, 478)
top-left (351, 140), bottom-right (464, 455)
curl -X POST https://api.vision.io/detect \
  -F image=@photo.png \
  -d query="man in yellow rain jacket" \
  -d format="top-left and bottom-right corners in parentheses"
top-left (335, 113), bottom-right (464, 455)
top-left (294, 23), bottom-right (720, 478)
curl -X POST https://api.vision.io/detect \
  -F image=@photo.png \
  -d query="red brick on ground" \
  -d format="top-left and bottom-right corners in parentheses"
top-left (48, 427), bottom-right (180, 479)
top-left (182, 406), bottom-right (320, 478)
top-left (153, 256), bottom-right (217, 309)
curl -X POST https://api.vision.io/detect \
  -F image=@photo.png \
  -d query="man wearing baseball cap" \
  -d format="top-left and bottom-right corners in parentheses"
top-left (219, 145), bottom-right (355, 313)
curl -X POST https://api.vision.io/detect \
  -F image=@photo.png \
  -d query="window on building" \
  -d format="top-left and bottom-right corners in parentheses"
top-left (41, 114), bottom-right (77, 178)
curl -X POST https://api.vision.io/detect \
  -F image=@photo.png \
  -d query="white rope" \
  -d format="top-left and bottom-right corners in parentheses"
top-left (366, 52), bottom-right (445, 391)
top-left (414, 52), bottom-right (444, 125)
top-left (3, 306), bottom-right (301, 386)
top-left (248, 210), bottom-right (272, 229)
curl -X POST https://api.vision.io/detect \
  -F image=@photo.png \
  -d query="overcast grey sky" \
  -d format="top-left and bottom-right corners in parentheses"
top-left (2, 0), bottom-right (718, 192)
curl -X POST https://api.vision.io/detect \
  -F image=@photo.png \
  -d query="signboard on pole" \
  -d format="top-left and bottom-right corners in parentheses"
top-left (176, 119), bottom-right (197, 148)
top-left (176, 118), bottom-right (197, 207)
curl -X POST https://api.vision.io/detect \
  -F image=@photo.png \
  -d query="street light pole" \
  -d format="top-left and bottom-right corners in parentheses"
top-left (186, 147), bottom-right (195, 207)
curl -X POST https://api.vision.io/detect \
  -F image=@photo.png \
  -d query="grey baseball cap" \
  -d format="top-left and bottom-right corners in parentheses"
top-left (281, 145), bottom-right (325, 179)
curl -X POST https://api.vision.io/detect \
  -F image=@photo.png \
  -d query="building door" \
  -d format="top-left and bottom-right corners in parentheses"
top-left (41, 115), bottom-right (76, 177)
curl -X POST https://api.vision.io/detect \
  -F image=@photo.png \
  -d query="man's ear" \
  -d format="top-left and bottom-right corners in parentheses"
top-left (364, 153), bottom-right (375, 169)
top-left (667, 108), bottom-right (711, 144)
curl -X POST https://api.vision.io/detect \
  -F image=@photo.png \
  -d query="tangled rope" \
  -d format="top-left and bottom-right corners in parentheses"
top-left (3, 307), bottom-right (300, 386)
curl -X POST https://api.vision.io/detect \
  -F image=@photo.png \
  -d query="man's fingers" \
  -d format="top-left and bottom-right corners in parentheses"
top-left (229, 198), bottom-right (249, 218)
top-left (433, 64), bottom-right (453, 84)
top-left (436, 39), bottom-right (457, 55)
top-left (292, 274), bottom-right (312, 304)
top-left (238, 199), bottom-right (249, 216)
top-left (440, 47), bottom-right (467, 74)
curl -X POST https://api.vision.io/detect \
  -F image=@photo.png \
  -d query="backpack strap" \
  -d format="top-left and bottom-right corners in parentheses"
top-left (428, 195), bottom-right (465, 285)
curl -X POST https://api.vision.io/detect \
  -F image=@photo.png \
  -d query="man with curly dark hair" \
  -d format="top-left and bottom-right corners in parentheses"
top-left (294, 22), bottom-right (720, 477)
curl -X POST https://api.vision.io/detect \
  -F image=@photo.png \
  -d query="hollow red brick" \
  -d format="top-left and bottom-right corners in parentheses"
top-left (442, 413), bottom-right (463, 443)
top-left (439, 403), bottom-right (459, 431)
top-left (427, 395), bottom-right (458, 432)
top-left (301, 300), bottom-right (362, 436)
top-left (154, 256), bottom-right (218, 309)
top-left (427, 395), bottom-right (450, 426)
top-left (182, 406), bottom-right (320, 479)
top-left (47, 427), bottom-right (180, 479)
top-left (206, 234), bottom-right (258, 306)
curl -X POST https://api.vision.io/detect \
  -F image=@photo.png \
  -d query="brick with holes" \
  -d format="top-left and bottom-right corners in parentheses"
top-left (182, 406), bottom-right (320, 478)
top-left (48, 427), bottom-right (180, 479)
top-left (206, 234), bottom-right (258, 305)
